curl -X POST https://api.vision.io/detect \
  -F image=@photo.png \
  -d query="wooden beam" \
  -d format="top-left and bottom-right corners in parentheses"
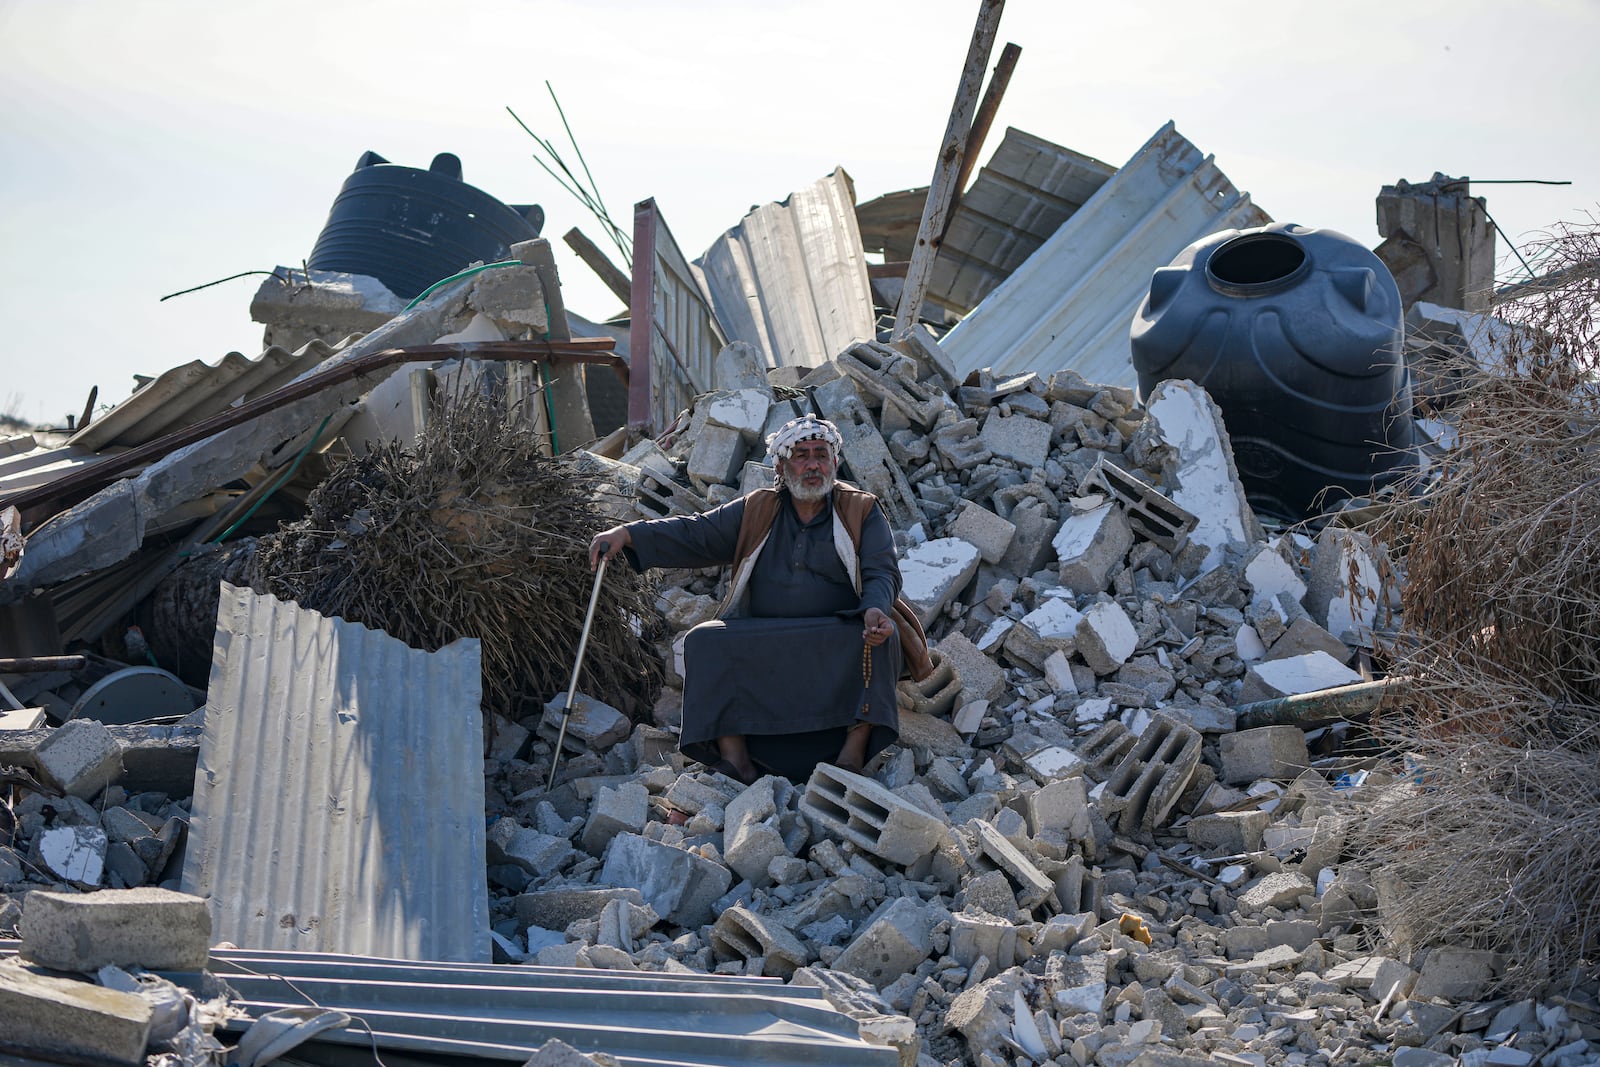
top-left (627, 200), bottom-right (658, 434)
top-left (893, 0), bottom-right (1005, 337)
top-left (943, 42), bottom-right (1021, 237)
top-left (868, 261), bottom-right (912, 279)
top-left (563, 227), bottom-right (633, 305)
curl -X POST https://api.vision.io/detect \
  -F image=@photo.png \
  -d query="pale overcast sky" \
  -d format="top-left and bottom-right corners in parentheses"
top-left (2, 0), bottom-right (1595, 427)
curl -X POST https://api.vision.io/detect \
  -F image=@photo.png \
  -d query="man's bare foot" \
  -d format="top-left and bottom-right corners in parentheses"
top-left (834, 724), bottom-right (871, 773)
top-left (709, 756), bottom-right (759, 786)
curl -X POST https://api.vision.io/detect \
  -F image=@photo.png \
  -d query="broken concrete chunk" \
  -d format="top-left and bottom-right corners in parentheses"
top-left (686, 423), bottom-right (748, 490)
top-left (1218, 726), bottom-right (1312, 785)
top-left (723, 776), bottom-right (797, 888)
top-left (35, 718), bottom-right (124, 799)
top-left (0, 958), bottom-right (153, 1066)
top-left (466, 263), bottom-right (548, 329)
top-left (1304, 523), bottom-right (1384, 644)
top-left (581, 783), bottom-right (650, 856)
top-left (1237, 871), bottom-right (1314, 915)
top-left (1242, 540), bottom-right (1307, 606)
top-left (1096, 713), bottom-right (1202, 834)
top-left (837, 341), bottom-right (947, 429)
top-left (832, 895), bottom-right (941, 989)
top-left (1236, 651), bottom-right (1364, 704)
top-left (1075, 600), bottom-right (1138, 675)
top-left (710, 905), bottom-right (810, 977)
top-left (539, 693), bottom-right (631, 755)
top-left (1053, 502), bottom-right (1133, 595)
top-left (1412, 946), bottom-right (1499, 1001)
top-left (980, 410), bottom-right (1052, 469)
top-left (21, 887), bottom-right (211, 972)
top-left (514, 887), bottom-right (645, 932)
top-left (1006, 596), bottom-right (1082, 670)
top-left (963, 820), bottom-right (1054, 912)
top-left (800, 764), bottom-right (949, 866)
top-left (899, 537), bottom-right (980, 627)
top-left (704, 388), bottom-right (773, 443)
top-left (1081, 456), bottom-right (1198, 551)
top-left (1135, 379), bottom-right (1263, 571)
top-left (1264, 616), bottom-right (1351, 663)
top-left (598, 833), bottom-right (730, 930)
top-left (1187, 810), bottom-right (1268, 853)
top-left (488, 818), bottom-right (576, 875)
top-left (34, 825), bottom-right (107, 885)
top-left (950, 909), bottom-right (1019, 969)
top-left (949, 501), bottom-right (1016, 565)
top-left (936, 632), bottom-right (1006, 706)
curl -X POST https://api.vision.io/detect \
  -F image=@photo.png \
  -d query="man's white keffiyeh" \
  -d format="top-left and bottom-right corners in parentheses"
top-left (765, 414), bottom-right (842, 463)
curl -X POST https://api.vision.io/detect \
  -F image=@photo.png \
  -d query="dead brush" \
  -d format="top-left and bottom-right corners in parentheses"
top-left (251, 387), bottom-right (662, 724)
top-left (1353, 220), bottom-right (1600, 994)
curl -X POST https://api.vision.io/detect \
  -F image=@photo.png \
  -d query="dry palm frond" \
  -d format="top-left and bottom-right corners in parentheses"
top-left (253, 388), bottom-right (661, 722)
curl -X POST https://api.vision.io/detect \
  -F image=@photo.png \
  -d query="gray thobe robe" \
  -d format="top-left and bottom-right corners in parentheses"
top-left (624, 488), bottom-right (902, 779)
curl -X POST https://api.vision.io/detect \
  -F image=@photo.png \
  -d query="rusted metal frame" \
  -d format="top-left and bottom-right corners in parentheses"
top-left (1234, 677), bottom-right (1404, 730)
top-left (942, 41), bottom-right (1021, 240)
top-left (892, 0), bottom-right (1005, 338)
top-left (1, 339), bottom-right (616, 521)
top-left (627, 199), bottom-right (659, 434)
top-left (564, 227), bottom-right (633, 305)
top-left (0, 655), bottom-right (86, 673)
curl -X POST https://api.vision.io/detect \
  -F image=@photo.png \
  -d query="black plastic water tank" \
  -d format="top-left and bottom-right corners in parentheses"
top-left (1130, 223), bottom-right (1418, 520)
top-left (307, 151), bottom-right (544, 299)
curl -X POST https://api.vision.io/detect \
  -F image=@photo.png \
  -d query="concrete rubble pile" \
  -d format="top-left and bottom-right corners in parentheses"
top-left (458, 335), bottom-right (1596, 1067)
top-left (3, 324), bottom-right (1596, 1066)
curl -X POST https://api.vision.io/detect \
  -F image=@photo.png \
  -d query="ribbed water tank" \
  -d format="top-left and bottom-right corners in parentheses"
top-left (307, 151), bottom-right (544, 299)
top-left (1130, 223), bottom-right (1418, 519)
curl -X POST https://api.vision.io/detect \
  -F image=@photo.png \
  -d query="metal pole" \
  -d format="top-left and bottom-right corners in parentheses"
top-left (546, 548), bottom-right (610, 791)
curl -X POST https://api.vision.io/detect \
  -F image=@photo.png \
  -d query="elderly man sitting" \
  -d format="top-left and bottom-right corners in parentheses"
top-left (590, 414), bottom-right (928, 784)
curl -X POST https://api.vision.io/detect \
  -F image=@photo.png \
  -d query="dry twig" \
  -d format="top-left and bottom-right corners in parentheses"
top-left (1353, 220), bottom-right (1600, 995)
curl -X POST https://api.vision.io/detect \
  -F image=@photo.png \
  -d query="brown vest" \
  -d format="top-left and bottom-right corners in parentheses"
top-left (729, 483), bottom-right (934, 682)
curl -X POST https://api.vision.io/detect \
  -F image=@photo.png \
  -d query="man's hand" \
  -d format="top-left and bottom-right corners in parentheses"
top-left (863, 607), bottom-right (894, 648)
top-left (589, 525), bottom-right (631, 570)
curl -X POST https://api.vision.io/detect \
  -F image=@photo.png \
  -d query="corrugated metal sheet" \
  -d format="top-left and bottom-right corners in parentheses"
top-left (200, 948), bottom-right (897, 1067)
top-left (941, 121), bottom-right (1272, 388)
top-left (627, 199), bottom-right (728, 434)
top-left (181, 584), bottom-right (489, 962)
top-left (697, 168), bottom-right (877, 370)
top-left (0, 941), bottom-right (897, 1066)
top-left (934, 129), bottom-right (1115, 314)
top-left (69, 337), bottom-right (349, 451)
top-left (855, 129), bottom-right (1115, 317)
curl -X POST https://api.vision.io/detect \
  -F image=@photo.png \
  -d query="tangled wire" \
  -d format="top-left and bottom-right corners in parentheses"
top-left (252, 387), bottom-right (662, 723)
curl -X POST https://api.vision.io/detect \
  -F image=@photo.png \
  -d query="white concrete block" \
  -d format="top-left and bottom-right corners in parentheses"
top-left (705, 388), bottom-right (773, 442)
top-left (900, 538), bottom-right (981, 626)
top-left (1075, 601), bottom-right (1138, 675)
top-left (1243, 541), bottom-right (1306, 606)
top-left (1238, 651), bottom-right (1363, 704)
top-left (1043, 650), bottom-right (1078, 695)
top-left (1141, 380), bottom-right (1261, 571)
top-left (36, 826), bottom-right (106, 885)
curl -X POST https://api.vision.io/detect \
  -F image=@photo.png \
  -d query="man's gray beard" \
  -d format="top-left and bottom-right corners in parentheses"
top-left (783, 467), bottom-right (835, 502)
